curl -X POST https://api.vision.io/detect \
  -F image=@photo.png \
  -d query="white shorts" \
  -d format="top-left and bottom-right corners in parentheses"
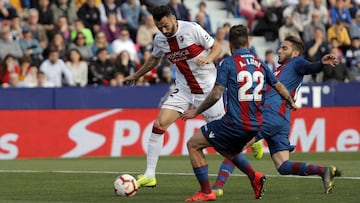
top-left (161, 87), bottom-right (225, 122)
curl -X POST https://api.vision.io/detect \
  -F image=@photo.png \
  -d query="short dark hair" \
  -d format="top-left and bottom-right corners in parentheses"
top-left (314, 26), bottom-right (323, 32)
top-left (229, 24), bottom-right (248, 49)
top-left (265, 49), bottom-right (274, 55)
top-left (20, 55), bottom-right (32, 64)
top-left (49, 49), bottom-right (59, 54)
top-left (284, 35), bottom-right (305, 56)
top-left (199, 1), bottom-right (206, 7)
top-left (96, 47), bottom-right (107, 55)
top-left (74, 32), bottom-right (86, 42)
top-left (223, 22), bottom-right (231, 27)
top-left (151, 5), bottom-right (172, 21)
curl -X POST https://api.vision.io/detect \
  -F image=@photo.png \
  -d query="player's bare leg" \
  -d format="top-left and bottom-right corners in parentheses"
top-left (137, 108), bottom-right (180, 188)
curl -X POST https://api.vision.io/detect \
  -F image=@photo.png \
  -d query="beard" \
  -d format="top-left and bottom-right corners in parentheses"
top-left (164, 22), bottom-right (177, 37)
top-left (278, 53), bottom-right (291, 64)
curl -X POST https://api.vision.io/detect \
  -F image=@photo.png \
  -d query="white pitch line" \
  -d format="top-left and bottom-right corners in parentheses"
top-left (0, 169), bottom-right (359, 180)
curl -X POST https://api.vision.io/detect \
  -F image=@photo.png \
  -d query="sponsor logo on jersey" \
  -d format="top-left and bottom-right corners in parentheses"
top-left (167, 49), bottom-right (191, 63)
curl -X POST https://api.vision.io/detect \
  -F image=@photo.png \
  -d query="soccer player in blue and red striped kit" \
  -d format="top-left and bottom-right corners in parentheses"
top-left (212, 35), bottom-right (342, 197)
top-left (180, 25), bottom-right (297, 202)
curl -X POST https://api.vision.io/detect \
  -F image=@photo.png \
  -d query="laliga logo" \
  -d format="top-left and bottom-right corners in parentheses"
top-left (62, 109), bottom-right (121, 157)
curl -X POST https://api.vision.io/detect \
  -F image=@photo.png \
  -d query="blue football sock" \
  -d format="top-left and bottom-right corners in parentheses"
top-left (193, 165), bottom-right (212, 193)
top-left (232, 153), bottom-right (255, 180)
top-left (213, 158), bottom-right (235, 188)
top-left (278, 160), bottom-right (324, 176)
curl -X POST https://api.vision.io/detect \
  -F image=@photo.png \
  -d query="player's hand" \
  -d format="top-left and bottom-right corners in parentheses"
top-left (124, 74), bottom-right (138, 85)
top-left (195, 56), bottom-right (211, 66)
top-left (321, 54), bottom-right (339, 67)
top-left (180, 108), bottom-right (198, 120)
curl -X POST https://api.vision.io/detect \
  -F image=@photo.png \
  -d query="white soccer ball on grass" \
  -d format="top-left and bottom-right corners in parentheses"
top-left (113, 174), bottom-right (138, 197)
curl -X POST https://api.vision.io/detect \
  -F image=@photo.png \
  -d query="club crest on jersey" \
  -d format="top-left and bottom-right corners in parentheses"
top-left (179, 35), bottom-right (184, 43)
top-left (204, 34), bottom-right (210, 41)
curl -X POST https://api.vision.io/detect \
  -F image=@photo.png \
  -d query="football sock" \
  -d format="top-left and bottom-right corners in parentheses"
top-left (213, 158), bottom-right (235, 188)
top-left (193, 165), bottom-right (212, 194)
top-left (232, 153), bottom-right (255, 180)
top-left (144, 126), bottom-right (165, 178)
top-left (278, 160), bottom-right (324, 176)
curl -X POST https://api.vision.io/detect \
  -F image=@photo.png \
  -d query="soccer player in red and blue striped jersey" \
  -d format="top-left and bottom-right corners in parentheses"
top-left (181, 25), bottom-right (297, 202)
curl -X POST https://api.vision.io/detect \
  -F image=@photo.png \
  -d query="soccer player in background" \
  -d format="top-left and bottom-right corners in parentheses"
top-left (213, 35), bottom-right (342, 196)
top-left (180, 24), bottom-right (297, 202)
top-left (124, 5), bottom-right (226, 188)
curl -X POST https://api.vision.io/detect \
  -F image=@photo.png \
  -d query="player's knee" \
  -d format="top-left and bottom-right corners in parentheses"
top-left (153, 119), bottom-right (171, 131)
top-left (152, 122), bottom-right (166, 134)
top-left (187, 135), bottom-right (203, 152)
top-left (153, 121), bottom-right (163, 129)
top-left (187, 138), bottom-right (196, 152)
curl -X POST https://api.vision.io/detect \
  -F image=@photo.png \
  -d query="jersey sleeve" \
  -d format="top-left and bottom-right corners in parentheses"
top-left (151, 34), bottom-right (165, 58)
top-left (293, 57), bottom-right (322, 75)
top-left (216, 59), bottom-right (230, 87)
top-left (191, 22), bottom-right (214, 49)
top-left (263, 62), bottom-right (278, 86)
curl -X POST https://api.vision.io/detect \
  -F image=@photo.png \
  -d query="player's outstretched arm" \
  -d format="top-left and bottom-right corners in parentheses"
top-left (273, 81), bottom-right (297, 110)
top-left (124, 55), bottom-right (161, 84)
top-left (180, 84), bottom-right (225, 120)
top-left (303, 54), bottom-right (339, 75)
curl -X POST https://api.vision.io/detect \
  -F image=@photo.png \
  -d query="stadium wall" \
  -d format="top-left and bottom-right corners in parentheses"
top-left (0, 83), bottom-right (359, 109)
top-left (0, 83), bottom-right (359, 159)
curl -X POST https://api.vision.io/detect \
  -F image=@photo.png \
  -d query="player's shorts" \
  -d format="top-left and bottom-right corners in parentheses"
top-left (161, 87), bottom-right (225, 122)
top-left (258, 110), bottom-right (296, 155)
top-left (201, 119), bottom-right (257, 155)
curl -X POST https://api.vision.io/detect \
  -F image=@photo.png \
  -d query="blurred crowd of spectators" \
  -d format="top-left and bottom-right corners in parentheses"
top-left (226, 0), bottom-right (360, 83)
top-left (0, 0), bottom-right (359, 89)
top-left (0, 0), bottom-right (178, 88)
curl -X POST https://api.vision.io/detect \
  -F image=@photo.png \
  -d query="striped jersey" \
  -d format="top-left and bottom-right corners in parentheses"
top-left (217, 49), bottom-right (278, 131)
top-left (152, 20), bottom-right (217, 94)
top-left (264, 56), bottom-right (322, 121)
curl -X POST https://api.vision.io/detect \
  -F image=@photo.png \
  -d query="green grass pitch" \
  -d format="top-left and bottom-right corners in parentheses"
top-left (0, 152), bottom-right (359, 203)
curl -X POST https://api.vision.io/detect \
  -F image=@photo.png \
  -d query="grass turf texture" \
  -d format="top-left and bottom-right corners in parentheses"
top-left (0, 152), bottom-right (359, 203)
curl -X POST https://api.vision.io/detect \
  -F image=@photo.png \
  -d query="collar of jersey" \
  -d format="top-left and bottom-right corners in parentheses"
top-left (233, 48), bottom-right (251, 55)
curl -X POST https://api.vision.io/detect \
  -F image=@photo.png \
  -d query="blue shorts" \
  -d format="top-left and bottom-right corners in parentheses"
top-left (257, 110), bottom-right (296, 155)
top-left (201, 119), bottom-right (257, 155)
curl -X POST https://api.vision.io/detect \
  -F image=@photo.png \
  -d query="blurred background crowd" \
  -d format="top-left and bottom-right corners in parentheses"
top-left (0, 0), bottom-right (359, 88)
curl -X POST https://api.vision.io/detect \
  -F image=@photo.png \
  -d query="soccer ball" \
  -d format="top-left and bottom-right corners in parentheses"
top-left (113, 174), bottom-right (138, 197)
